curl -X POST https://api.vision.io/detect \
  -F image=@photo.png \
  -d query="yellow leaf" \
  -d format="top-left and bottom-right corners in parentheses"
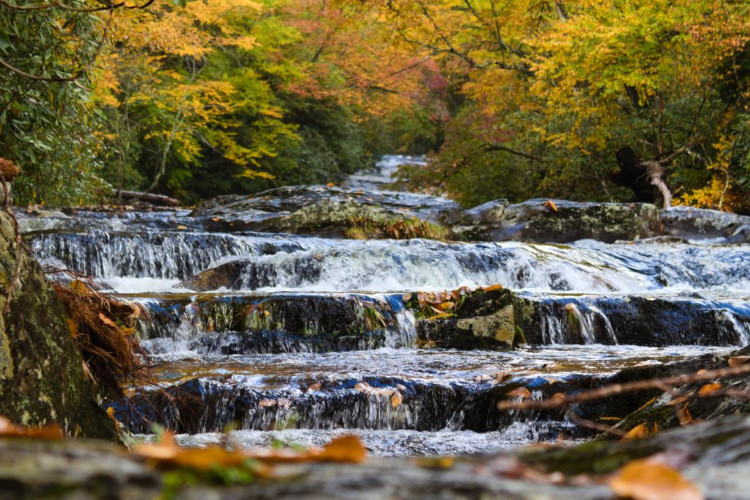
top-left (610, 459), bottom-right (703, 500)
top-left (636, 396), bottom-right (656, 412)
top-left (483, 284), bottom-right (503, 292)
top-left (391, 392), bottom-right (403, 408)
top-left (698, 383), bottom-right (722, 397)
top-left (621, 423), bottom-right (650, 441)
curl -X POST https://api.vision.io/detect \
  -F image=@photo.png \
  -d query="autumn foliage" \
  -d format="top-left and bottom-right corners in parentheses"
top-left (0, 0), bottom-right (749, 211)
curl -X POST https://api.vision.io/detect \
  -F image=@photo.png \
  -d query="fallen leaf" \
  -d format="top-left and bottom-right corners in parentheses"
top-left (391, 392), bottom-right (403, 408)
top-left (177, 225), bottom-right (187, 230)
top-left (543, 200), bottom-right (558, 212)
top-left (326, 182), bottom-right (335, 187)
top-left (676, 403), bottom-right (693, 426)
top-left (416, 456), bottom-right (455, 469)
top-left (437, 301), bottom-right (455, 311)
top-left (507, 387), bottom-right (532, 399)
top-left (317, 435), bottom-right (367, 463)
top-left (307, 383), bottom-right (322, 393)
top-left (698, 383), bottom-right (722, 397)
top-left (668, 394), bottom-right (691, 406)
top-left (0, 416), bottom-right (64, 441)
top-left (610, 458), bottom-right (703, 500)
top-left (636, 396), bottom-right (657, 412)
top-left (483, 284), bottom-right (503, 292)
top-left (622, 423), bottom-right (650, 441)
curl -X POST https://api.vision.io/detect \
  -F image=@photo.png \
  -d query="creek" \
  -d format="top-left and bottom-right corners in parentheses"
top-left (19, 156), bottom-right (750, 456)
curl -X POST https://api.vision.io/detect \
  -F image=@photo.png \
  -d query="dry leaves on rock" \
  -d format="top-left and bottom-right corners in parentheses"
top-left (0, 416), bottom-right (63, 441)
top-left (134, 432), bottom-right (367, 472)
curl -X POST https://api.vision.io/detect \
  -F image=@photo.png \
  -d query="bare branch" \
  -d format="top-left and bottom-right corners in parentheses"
top-left (499, 362), bottom-right (750, 411)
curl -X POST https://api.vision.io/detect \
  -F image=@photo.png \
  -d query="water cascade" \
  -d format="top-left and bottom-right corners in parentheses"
top-left (21, 155), bottom-right (750, 456)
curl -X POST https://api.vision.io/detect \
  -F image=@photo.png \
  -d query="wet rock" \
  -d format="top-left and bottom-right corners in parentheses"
top-left (0, 212), bottom-right (114, 439)
top-left (235, 199), bottom-right (450, 239)
top-left (661, 206), bottom-right (750, 242)
top-left (600, 346), bottom-right (750, 435)
top-left (192, 185), bottom-right (461, 228)
top-left (516, 294), bottom-right (750, 346)
top-left (459, 199), bottom-right (660, 243)
top-left (137, 294), bottom-right (410, 353)
top-left (408, 289), bottom-right (525, 350)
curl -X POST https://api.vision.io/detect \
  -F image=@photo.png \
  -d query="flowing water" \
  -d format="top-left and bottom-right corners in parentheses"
top-left (21, 155), bottom-right (750, 456)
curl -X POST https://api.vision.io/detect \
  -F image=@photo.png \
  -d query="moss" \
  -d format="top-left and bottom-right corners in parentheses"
top-left (0, 212), bottom-right (115, 439)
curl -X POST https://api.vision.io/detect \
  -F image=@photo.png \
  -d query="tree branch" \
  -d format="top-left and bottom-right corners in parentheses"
top-left (499, 362), bottom-right (750, 412)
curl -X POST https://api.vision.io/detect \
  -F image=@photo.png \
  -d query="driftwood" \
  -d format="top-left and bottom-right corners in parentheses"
top-left (114, 189), bottom-right (180, 206)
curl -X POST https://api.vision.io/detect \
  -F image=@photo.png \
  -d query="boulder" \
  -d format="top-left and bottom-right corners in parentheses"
top-left (458, 199), bottom-right (661, 243)
top-left (0, 211), bottom-right (114, 439)
top-left (407, 288), bottom-right (526, 349)
top-left (660, 206), bottom-right (750, 242)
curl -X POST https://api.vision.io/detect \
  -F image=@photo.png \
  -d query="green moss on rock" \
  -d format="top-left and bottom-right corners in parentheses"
top-left (0, 212), bottom-right (114, 439)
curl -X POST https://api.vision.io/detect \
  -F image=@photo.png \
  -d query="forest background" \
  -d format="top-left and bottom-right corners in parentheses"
top-left (0, 0), bottom-right (749, 212)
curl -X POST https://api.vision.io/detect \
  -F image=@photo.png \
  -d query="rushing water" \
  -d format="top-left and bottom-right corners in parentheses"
top-left (21, 155), bottom-right (750, 456)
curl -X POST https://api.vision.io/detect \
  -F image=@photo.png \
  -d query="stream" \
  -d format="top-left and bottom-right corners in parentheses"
top-left (19, 155), bottom-right (750, 457)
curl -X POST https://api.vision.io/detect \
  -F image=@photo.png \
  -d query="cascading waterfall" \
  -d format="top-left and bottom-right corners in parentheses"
top-left (21, 155), bottom-right (750, 456)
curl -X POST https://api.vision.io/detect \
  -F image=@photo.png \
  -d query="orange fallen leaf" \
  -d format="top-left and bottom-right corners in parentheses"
top-left (543, 200), bottom-right (558, 212)
top-left (136, 433), bottom-right (366, 468)
top-left (507, 387), bottom-right (531, 399)
top-left (437, 301), bottom-right (455, 311)
top-left (621, 423), bottom-right (650, 441)
top-left (698, 383), bottom-right (722, 396)
top-left (677, 403), bottom-right (694, 426)
top-left (317, 435), bottom-right (367, 463)
top-left (667, 394), bottom-right (691, 407)
top-left (636, 396), bottom-right (657, 412)
top-left (0, 416), bottom-right (64, 441)
top-left (610, 458), bottom-right (703, 500)
top-left (483, 284), bottom-right (503, 292)
top-left (326, 182), bottom-right (335, 187)
top-left (177, 225), bottom-right (187, 230)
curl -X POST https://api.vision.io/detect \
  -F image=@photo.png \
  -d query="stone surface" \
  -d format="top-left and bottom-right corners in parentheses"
top-left (458, 199), bottom-right (661, 243)
top-left (0, 211), bottom-right (114, 439)
top-left (410, 289), bottom-right (525, 349)
top-left (3, 416), bottom-right (750, 499)
top-left (660, 206), bottom-right (750, 242)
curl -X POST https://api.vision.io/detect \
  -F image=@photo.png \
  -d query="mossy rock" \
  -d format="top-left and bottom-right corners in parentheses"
top-left (0, 212), bottom-right (114, 439)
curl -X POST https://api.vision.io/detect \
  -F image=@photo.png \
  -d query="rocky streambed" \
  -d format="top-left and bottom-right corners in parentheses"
top-left (10, 155), bottom-right (750, 497)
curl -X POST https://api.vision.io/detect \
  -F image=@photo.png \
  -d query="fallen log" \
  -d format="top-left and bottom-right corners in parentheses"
top-left (114, 189), bottom-right (180, 206)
